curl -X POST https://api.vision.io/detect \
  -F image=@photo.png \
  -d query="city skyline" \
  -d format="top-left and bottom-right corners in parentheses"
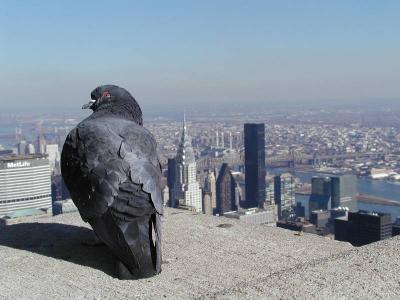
top-left (1, 1), bottom-right (400, 113)
top-left (1, 2), bottom-right (400, 296)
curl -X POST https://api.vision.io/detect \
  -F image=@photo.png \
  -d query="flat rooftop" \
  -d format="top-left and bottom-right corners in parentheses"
top-left (0, 154), bottom-right (47, 161)
top-left (0, 208), bottom-right (399, 299)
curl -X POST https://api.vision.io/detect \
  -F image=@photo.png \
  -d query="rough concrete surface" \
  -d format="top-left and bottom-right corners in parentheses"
top-left (0, 208), bottom-right (398, 299)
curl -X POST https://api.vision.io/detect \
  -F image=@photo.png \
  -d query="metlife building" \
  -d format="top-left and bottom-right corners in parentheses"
top-left (0, 155), bottom-right (52, 216)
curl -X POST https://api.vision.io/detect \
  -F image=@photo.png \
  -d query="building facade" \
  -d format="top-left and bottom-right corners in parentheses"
top-left (309, 174), bottom-right (357, 212)
top-left (45, 144), bottom-right (60, 173)
top-left (17, 141), bottom-right (27, 156)
top-left (162, 185), bottom-right (169, 207)
top-left (36, 134), bottom-right (46, 155)
top-left (309, 176), bottom-right (332, 211)
top-left (310, 210), bottom-right (330, 229)
top-left (393, 217), bottom-right (400, 237)
top-left (274, 173), bottom-right (295, 220)
top-left (53, 199), bottom-right (78, 216)
top-left (171, 115), bottom-right (202, 212)
top-left (265, 176), bottom-right (275, 205)
top-left (167, 158), bottom-right (176, 207)
top-left (202, 192), bottom-right (213, 215)
top-left (330, 175), bottom-right (357, 211)
top-left (204, 170), bottom-right (217, 212)
top-left (224, 206), bottom-right (276, 225)
top-left (277, 219), bottom-right (316, 233)
top-left (27, 143), bottom-right (35, 155)
top-left (335, 211), bottom-right (392, 246)
top-left (0, 155), bottom-right (52, 216)
top-left (244, 123), bottom-right (266, 208)
top-left (216, 163), bottom-right (238, 215)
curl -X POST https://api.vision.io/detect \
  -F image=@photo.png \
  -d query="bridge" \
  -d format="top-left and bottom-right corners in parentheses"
top-left (197, 148), bottom-right (386, 170)
top-left (197, 152), bottom-right (242, 170)
top-left (267, 151), bottom-right (386, 168)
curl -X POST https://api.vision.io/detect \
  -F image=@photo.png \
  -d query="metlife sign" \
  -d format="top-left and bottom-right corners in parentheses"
top-left (6, 161), bottom-right (31, 168)
top-left (0, 157), bottom-right (49, 170)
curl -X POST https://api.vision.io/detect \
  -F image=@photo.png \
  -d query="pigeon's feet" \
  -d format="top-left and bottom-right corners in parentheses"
top-left (114, 258), bottom-right (136, 280)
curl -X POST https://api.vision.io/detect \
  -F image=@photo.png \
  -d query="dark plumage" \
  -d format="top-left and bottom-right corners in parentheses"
top-left (61, 85), bottom-right (163, 279)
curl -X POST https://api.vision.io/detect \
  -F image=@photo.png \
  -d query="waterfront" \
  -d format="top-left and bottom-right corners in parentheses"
top-left (274, 168), bottom-right (400, 221)
top-left (296, 171), bottom-right (400, 202)
top-left (295, 188), bottom-right (400, 222)
top-left (270, 168), bottom-right (400, 202)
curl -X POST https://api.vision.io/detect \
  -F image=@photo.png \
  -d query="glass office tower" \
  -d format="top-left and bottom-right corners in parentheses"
top-left (244, 123), bottom-right (266, 208)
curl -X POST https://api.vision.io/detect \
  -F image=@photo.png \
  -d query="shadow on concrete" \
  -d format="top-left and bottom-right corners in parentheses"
top-left (0, 222), bottom-right (114, 277)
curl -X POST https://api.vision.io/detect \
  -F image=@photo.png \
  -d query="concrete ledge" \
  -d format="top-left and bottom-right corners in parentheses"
top-left (0, 208), bottom-right (398, 299)
top-left (0, 211), bottom-right (52, 226)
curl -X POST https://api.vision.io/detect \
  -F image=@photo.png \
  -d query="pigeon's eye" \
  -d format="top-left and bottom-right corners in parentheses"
top-left (102, 91), bottom-right (111, 98)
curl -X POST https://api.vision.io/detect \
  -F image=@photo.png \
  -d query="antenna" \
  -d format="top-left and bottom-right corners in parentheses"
top-left (183, 108), bottom-right (187, 132)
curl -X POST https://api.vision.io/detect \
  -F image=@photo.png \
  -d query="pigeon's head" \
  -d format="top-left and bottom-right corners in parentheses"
top-left (83, 85), bottom-right (143, 125)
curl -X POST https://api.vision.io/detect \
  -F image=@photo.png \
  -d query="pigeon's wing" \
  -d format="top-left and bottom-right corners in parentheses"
top-left (61, 122), bottom-right (115, 221)
top-left (61, 119), bottom-right (163, 222)
top-left (114, 122), bottom-right (164, 216)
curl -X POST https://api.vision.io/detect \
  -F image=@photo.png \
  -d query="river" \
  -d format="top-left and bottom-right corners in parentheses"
top-left (269, 168), bottom-right (400, 221)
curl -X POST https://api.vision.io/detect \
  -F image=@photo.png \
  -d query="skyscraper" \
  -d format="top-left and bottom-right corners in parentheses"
top-left (172, 114), bottom-right (202, 212)
top-left (61, 177), bottom-right (70, 200)
top-left (265, 176), bottom-right (275, 205)
top-left (202, 192), bottom-right (213, 215)
top-left (167, 158), bottom-right (176, 207)
top-left (309, 176), bottom-right (332, 211)
top-left (17, 141), bottom-right (27, 156)
top-left (309, 174), bottom-right (357, 212)
top-left (274, 173), bottom-right (295, 220)
top-left (45, 144), bottom-right (60, 173)
top-left (0, 155), bottom-right (52, 216)
top-left (204, 170), bottom-right (216, 212)
top-left (244, 123), bottom-right (266, 208)
top-left (27, 143), bottom-right (36, 155)
top-left (330, 175), bottom-right (357, 211)
top-left (216, 163), bottom-right (238, 215)
top-left (335, 211), bottom-right (392, 246)
top-left (162, 186), bottom-right (169, 207)
top-left (36, 135), bottom-right (46, 154)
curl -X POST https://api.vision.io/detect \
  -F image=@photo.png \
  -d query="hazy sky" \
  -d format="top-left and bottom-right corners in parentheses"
top-left (1, 1), bottom-right (399, 113)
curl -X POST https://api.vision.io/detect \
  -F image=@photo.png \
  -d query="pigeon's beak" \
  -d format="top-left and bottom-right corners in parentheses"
top-left (82, 100), bottom-right (96, 109)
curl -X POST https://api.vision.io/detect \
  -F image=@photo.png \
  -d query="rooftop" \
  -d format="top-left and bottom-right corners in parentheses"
top-left (0, 154), bottom-right (47, 162)
top-left (0, 208), bottom-right (399, 299)
top-left (2, 208), bottom-right (47, 219)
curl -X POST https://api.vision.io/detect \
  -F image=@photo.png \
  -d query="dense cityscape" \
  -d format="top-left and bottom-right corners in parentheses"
top-left (1, 107), bottom-right (400, 246)
top-left (2, 0), bottom-right (400, 297)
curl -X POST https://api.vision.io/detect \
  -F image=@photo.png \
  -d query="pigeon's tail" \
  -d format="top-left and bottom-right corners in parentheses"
top-left (89, 180), bottom-right (162, 280)
top-left (150, 212), bottom-right (162, 274)
top-left (112, 212), bottom-right (161, 280)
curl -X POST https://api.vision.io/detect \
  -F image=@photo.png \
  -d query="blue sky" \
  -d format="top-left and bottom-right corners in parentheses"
top-left (1, 0), bottom-right (399, 112)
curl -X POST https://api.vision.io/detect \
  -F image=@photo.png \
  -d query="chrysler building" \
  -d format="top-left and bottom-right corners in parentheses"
top-left (172, 113), bottom-right (202, 212)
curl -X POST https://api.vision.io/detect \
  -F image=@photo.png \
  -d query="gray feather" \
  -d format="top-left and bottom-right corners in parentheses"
top-left (61, 117), bottom-right (163, 221)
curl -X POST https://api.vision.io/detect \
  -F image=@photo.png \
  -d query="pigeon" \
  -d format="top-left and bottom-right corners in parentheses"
top-left (61, 85), bottom-right (163, 279)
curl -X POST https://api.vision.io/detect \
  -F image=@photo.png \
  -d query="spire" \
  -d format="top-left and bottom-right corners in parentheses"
top-left (177, 109), bottom-right (195, 164)
top-left (183, 108), bottom-right (187, 133)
